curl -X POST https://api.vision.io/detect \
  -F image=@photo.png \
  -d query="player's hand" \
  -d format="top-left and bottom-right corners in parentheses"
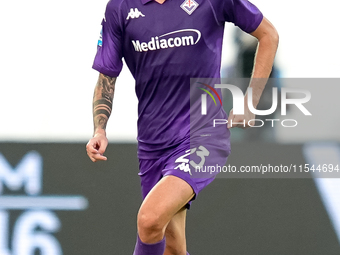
top-left (86, 131), bottom-right (108, 162)
top-left (227, 105), bottom-right (255, 129)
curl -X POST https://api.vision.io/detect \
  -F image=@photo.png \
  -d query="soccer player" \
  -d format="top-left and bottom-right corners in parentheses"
top-left (86, 0), bottom-right (278, 254)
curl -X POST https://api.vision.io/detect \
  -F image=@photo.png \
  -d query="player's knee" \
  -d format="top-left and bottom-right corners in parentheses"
top-left (137, 210), bottom-right (164, 242)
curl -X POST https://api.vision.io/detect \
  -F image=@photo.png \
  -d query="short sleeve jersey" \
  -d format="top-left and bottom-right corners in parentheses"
top-left (93, 0), bottom-right (263, 159)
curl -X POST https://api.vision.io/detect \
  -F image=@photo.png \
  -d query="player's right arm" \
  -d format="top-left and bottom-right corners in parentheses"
top-left (86, 73), bottom-right (117, 162)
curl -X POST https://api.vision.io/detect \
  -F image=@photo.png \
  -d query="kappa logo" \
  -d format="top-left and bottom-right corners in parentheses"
top-left (180, 0), bottom-right (199, 15)
top-left (126, 8), bottom-right (145, 20)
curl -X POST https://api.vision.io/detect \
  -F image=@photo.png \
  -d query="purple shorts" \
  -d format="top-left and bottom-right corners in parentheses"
top-left (138, 125), bottom-right (231, 209)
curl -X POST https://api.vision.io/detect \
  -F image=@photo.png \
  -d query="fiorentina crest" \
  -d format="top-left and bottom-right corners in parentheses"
top-left (180, 0), bottom-right (199, 15)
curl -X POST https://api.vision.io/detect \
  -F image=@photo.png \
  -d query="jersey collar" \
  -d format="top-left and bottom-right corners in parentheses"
top-left (141, 0), bottom-right (153, 4)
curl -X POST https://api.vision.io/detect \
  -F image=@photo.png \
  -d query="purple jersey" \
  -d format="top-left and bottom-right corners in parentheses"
top-left (93, 0), bottom-right (263, 159)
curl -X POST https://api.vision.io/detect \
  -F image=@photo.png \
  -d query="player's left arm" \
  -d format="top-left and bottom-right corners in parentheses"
top-left (228, 17), bottom-right (279, 128)
top-left (248, 17), bottom-right (279, 106)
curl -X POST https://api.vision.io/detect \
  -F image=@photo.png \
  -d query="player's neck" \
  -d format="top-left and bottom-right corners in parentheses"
top-left (154, 0), bottom-right (166, 4)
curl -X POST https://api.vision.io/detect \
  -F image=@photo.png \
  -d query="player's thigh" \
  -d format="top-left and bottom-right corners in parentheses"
top-left (138, 175), bottom-right (194, 232)
top-left (164, 207), bottom-right (187, 255)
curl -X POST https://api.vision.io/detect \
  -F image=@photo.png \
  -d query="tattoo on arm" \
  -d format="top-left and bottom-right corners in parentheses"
top-left (93, 74), bottom-right (116, 132)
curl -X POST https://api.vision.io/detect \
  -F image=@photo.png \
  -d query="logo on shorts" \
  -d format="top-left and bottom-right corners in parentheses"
top-left (180, 0), bottom-right (199, 15)
top-left (174, 146), bottom-right (210, 175)
top-left (127, 8), bottom-right (145, 20)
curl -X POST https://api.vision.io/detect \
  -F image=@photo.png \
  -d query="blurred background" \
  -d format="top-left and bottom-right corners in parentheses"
top-left (1, 0), bottom-right (340, 254)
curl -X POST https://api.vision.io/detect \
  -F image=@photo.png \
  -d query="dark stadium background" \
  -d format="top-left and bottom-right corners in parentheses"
top-left (1, 142), bottom-right (339, 255)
